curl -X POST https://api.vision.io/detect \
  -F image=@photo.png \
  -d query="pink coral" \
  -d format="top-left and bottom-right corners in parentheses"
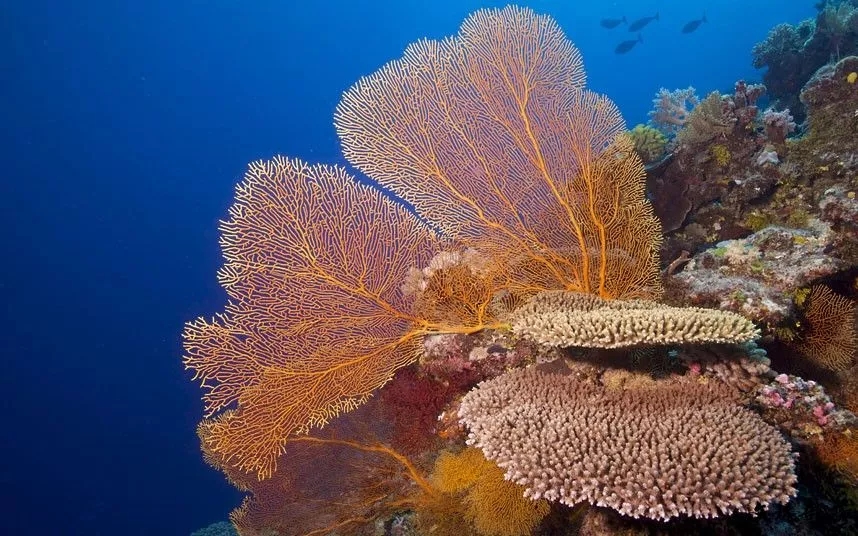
top-left (459, 366), bottom-right (797, 520)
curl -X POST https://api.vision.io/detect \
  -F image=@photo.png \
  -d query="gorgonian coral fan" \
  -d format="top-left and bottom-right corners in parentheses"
top-left (184, 5), bottom-right (662, 481)
top-left (335, 7), bottom-right (662, 300)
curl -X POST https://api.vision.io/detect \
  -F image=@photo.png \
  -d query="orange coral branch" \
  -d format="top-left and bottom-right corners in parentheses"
top-left (335, 6), bottom-right (661, 301)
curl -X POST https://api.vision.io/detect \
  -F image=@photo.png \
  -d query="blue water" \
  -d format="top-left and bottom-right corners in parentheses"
top-left (1, 1), bottom-right (816, 534)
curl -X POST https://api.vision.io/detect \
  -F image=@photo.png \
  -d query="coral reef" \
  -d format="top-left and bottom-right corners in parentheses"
top-left (756, 373), bottom-right (856, 434)
top-left (510, 290), bottom-right (758, 348)
top-left (184, 5), bottom-right (858, 536)
top-left (459, 365), bottom-right (797, 521)
top-left (646, 80), bottom-right (773, 240)
top-left (667, 223), bottom-right (845, 325)
top-left (752, 3), bottom-right (858, 120)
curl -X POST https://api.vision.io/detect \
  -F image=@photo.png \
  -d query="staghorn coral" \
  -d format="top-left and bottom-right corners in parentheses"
top-left (184, 6), bottom-right (667, 481)
top-left (510, 290), bottom-right (759, 349)
top-left (795, 285), bottom-right (858, 371)
top-left (459, 365), bottom-right (798, 521)
top-left (335, 6), bottom-right (662, 301)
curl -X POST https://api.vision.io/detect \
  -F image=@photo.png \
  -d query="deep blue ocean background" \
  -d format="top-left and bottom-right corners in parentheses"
top-left (1, 1), bottom-right (817, 534)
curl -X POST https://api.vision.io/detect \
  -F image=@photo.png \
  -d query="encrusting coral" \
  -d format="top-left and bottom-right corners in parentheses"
top-left (458, 365), bottom-right (798, 521)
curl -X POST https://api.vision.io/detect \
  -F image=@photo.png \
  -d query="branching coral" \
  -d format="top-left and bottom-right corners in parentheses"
top-left (459, 366), bottom-right (798, 521)
top-left (649, 87), bottom-right (699, 137)
top-left (675, 92), bottom-right (735, 147)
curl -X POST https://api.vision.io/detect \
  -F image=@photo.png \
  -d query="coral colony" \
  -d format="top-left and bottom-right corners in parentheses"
top-left (186, 5), bottom-right (858, 536)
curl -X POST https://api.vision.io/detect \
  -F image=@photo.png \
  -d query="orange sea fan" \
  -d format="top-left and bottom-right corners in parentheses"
top-left (199, 390), bottom-right (441, 536)
top-left (185, 5), bottom-right (665, 482)
top-left (184, 157), bottom-right (444, 479)
top-left (335, 5), bottom-right (662, 300)
top-left (796, 285), bottom-right (858, 371)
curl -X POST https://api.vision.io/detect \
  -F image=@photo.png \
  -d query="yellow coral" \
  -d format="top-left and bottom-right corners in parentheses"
top-left (627, 124), bottom-right (666, 164)
top-left (711, 144), bottom-right (731, 167)
top-left (431, 448), bottom-right (486, 493)
top-left (431, 448), bottom-right (550, 536)
top-left (465, 460), bottom-right (550, 536)
top-left (847, 71), bottom-right (857, 84)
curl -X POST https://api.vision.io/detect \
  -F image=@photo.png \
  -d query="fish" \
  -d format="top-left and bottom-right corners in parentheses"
top-left (615, 34), bottom-right (642, 54)
top-left (681, 14), bottom-right (707, 34)
top-left (628, 13), bottom-right (659, 32)
top-left (600, 16), bottom-right (627, 29)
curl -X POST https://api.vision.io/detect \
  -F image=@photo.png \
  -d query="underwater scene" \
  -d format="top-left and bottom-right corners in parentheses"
top-left (6, 1), bottom-right (858, 535)
top-left (183, 4), bottom-right (858, 535)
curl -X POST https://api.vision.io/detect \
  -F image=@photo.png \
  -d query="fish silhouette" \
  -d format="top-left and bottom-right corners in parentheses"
top-left (615, 34), bottom-right (643, 54)
top-left (628, 13), bottom-right (659, 32)
top-left (681, 14), bottom-right (707, 34)
top-left (600, 16), bottom-right (627, 29)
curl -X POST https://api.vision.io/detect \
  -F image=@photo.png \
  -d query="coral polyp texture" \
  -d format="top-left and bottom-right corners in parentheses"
top-left (184, 5), bottom-right (664, 481)
top-left (510, 290), bottom-right (760, 348)
top-left (458, 366), bottom-right (798, 521)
